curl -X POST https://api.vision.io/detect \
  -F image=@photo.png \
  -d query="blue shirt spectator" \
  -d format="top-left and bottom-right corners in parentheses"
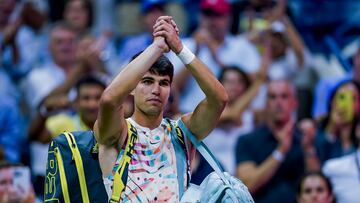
top-left (0, 97), bottom-right (22, 163)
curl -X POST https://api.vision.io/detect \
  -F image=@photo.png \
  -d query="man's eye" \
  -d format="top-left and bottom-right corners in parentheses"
top-left (160, 81), bottom-right (170, 86)
top-left (143, 80), bottom-right (152, 84)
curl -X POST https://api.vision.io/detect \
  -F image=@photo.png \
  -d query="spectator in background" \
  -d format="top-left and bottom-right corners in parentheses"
top-left (236, 80), bottom-right (320, 203)
top-left (203, 42), bottom-right (270, 175)
top-left (118, 0), bottom-right (166, 66)
top-left (296, 172), bottom-right (334, 203)
top-left (0, 97), bottom-right (22, 163)
top-left (63, 0), bottom-right (120, 76)
top-left (315, 79), bottom-right (360, 164)
top-left (45, 74), bottom-right (107, 139)
top-left (0, 0), bottom-right (45, 79)
top-left (168, 0), bottom-right (260, 113)
top-left (0, 161), bottom-right (35, 203)
top-left (22, 22), bottom-right (78, 113)
top-left (313, 46), bottom-right (360, 119)
top-left (322, 115), bottom-right (360, 203)
top-left (63, 0), bottom-right (93, 36)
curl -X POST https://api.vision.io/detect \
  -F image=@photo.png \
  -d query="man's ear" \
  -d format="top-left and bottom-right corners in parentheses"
top-left (130, 90), bottom-right (135, 96)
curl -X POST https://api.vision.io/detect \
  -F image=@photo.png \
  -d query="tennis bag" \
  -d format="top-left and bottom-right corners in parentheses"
top-left (44, 130), bottom-right (108, 203)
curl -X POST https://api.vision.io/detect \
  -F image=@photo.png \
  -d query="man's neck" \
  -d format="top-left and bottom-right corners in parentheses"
top-left (269, 119), bottom-right (287, 132)
top-left (132, 110), bottom-right (163, 130)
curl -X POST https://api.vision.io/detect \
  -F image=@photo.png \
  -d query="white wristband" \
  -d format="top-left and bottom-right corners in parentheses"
top-left (272, 149), bottom-right (285, 162)
top-left (177, 44), bottom-right (195, 65)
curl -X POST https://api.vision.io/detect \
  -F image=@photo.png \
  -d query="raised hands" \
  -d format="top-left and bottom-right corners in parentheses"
top-left (153, 16), bottom-right (183, 54)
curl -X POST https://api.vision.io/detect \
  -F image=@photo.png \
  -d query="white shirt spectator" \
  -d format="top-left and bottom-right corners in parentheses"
top-left (203, 110), bottom-right (254, 175)
top-left (323, 150), bottom-right (360, 203)
top-left (22, 61), bottom-right (67, 111)
top-left (268, 48), bottom-right (311, 81)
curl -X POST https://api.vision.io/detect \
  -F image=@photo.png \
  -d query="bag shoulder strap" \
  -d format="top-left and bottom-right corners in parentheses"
top-left (109, 120), bottom-right (138, 203)
top-left (63, 132), bottom-right (90, 203)
top-left (165, 118), bottom-right (191, 197)
top-left (177, 119), bottom-right (230, 185)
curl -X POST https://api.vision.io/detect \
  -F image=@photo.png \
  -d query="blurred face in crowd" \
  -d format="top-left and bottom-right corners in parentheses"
top-left (143, 6), bottom-right (165, 33)
top-left (269, 32), bottom-right (287, 59)
top-left (221, 69), bottom-right (248, 104)
top-left (64, 0), bottom-right (91, 32)
top-left (0, 168), bottom-right (13, 196)
top-left (266, 80), bottom-right (297, 124)
top-left (76, 83), bottom-right (104, 128)
top-left (330, 83), bottom-right (360, 126)
top-left (133, 72), bottom-right (171, 117)
top-left (0, 0), bottom-right (16, 25)
top-left (201, 11), bottom-right (230, 42)
top-left (297, 174), bottom-right (333, 203)
top-left (50, 27), bottom-right (77, 67)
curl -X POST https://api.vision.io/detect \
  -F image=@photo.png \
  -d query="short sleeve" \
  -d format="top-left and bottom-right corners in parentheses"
top-left (235, 135), bottom-right (254, 165)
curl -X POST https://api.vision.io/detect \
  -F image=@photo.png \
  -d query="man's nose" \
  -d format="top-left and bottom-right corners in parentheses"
top-left (152, 83), bottom-right (160, 95)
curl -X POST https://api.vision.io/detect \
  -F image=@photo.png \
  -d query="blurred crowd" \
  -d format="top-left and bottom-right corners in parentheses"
top-left (0, 0), bottom-right (359, 202)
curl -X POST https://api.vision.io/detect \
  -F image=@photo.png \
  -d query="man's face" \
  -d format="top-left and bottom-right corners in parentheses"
top-left (221, 69), bottom-right (247, 103)
top-left (64, 0), bottom-right (90, 31)
top-left (0, 168), bottom-right (13, 199)
top-left (201, 12), bottom-right (229, 40)
top-left (133, 72), bottom-right (171, 117)
top-left (266, 81), bottom-right (297, 123)
top-left (76, 84), bottom-right (104, 126)
top-left (330, 83), bottom-right (360, 125)
top-left (298, 175), bottom-right (333, 203)
top-left (49, 28), bottom-right (77, 66)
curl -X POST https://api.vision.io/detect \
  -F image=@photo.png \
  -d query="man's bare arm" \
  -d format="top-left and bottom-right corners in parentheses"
top-left (153, 17), bottom-right (228, 140)
top-left (94, 38), bottom-right (169, 147)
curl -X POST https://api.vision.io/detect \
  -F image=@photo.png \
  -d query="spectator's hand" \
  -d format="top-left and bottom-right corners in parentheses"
top-left (76, 37), bottom-right (101, 66)
top-left (153, 16), bottom-right (182, 54)
top-left (299, 119), bottom-right (317, 150)
top-left (21, 2), bottom-right (45, 31)
top-left (2, 19), bottom-right (22, 46)
top-left (41, 94), bottom-right (71, 116)
top-left (275, 119), bottom-right (294, 154)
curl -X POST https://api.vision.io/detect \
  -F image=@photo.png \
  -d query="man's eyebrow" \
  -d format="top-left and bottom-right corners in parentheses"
top-left (141, 76), bottom-right (155, 80)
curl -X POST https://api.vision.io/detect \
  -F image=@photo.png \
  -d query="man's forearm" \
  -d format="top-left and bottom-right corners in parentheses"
top-left (102, 43), bottom-right (164, 104)
top-left (185, 58), bottom-right (228, 105)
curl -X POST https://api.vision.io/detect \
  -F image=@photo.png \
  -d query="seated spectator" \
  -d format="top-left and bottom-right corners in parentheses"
top-left (168, 0), bottom-right (260, 113)
top-left (118, 0), bottom-right (166, 66)
top-left (315, 79), bottom-right (360, 163)
top-left (45, 74), bottom-right (107, 138)
top-left (322, 115), bottom-right (360, 203)
top-left (296, 172), bottom-right (334, 203)
top-left (0, 161), bottom-right (35, 203)
top-left (236, 80), bottom-right (320, 203)
top-left (22, 22), bottom-right (78, 114)
top-left (313, 47), bottom-right (360, 119)
top-left (203, 43), bottom-right (270, 175)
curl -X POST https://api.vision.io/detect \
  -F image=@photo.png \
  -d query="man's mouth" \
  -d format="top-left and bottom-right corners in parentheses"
top-left (147, 98), bottom-right (162, 104)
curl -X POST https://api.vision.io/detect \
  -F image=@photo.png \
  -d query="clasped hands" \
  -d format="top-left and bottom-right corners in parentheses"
top-left (152, 16), bottom-right (183, 54)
